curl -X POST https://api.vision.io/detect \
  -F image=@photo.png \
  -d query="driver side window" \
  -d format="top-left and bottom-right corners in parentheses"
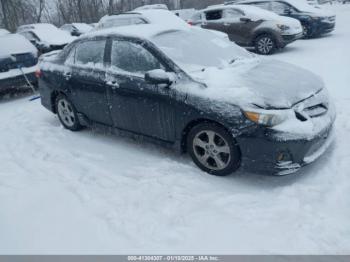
top-left (271, 2), bottom-right (293, 15)
top-left (110, 40), bottom-right (164, 76)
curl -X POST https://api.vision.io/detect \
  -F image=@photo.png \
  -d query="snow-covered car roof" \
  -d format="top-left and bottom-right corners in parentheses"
top-left (84, 24), bottom-right (187, 42)
top-left (0, 29), bottom-right (10, 36)
top-left (198, 4), bottom-right (286, 21)
top-left (0, 33), bottom-right (37, 58)
top-left (134, 4), bottom-right (169, 11)
top-left (18, 23), bottom-right (76, 46)
top-left (97, 10), bottom-right (189, 31)
top-left (233, 0), bottom-right (334, 15)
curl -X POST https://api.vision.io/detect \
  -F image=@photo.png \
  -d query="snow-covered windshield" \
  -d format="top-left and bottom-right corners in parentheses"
top-left (152, 29), bottom-right (251, 71)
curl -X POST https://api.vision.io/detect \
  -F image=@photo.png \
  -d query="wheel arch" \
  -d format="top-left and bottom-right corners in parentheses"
top-left (51, 90), bottom-right (68, 114)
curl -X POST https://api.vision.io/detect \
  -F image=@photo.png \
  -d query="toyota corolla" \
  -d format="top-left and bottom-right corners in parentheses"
top-left (38, 25), bottom-right (335, 176)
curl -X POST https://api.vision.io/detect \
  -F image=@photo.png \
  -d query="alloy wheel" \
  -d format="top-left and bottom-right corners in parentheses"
top-left (257, 37), bottom-right (274, 54)
top-left (57, 98), bottom-right (76, 127)
top-left (192, 130), bottom-right (231, 171)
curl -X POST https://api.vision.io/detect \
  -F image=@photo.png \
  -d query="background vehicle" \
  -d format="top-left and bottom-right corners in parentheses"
top-left (0, 33), bottom-right (38, 92)
top-left (133, 4), bottom-right (169, 11)
top-left (0, 29), bottom-right (10, 36)
top-left (192, 4), bottom-right (302, 54)
top-left (16, 23), bottom-right (75, 54)
top-left (60, 23), bottom-right (93, 36)
top-left (39, 25), bottom-right (334, 176)
top-left (230, 0), bottom-right (336, 38)
top-left (96, 9), bottom-right (189, 31)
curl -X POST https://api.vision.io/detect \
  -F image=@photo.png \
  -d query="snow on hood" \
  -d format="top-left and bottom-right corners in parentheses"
top-left (135, 10), bottom-right (190, 29)
top-left (0, 34), bottom-right (37, 58)
top-left (187, 58), bottom-right (324, 109)
top-left (34, 28), bottom-right (76, 46)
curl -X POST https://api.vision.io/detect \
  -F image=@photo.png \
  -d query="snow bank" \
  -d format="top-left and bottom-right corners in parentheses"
top-left (0, 29), bottom-right (10, 36)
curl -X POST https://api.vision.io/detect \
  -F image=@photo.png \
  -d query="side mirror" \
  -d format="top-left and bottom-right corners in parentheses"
top-left (145, 69), bottom-right (172, 86)
top-left (240, 17), bottom-right (251, 23)
top-left (284, 8), bottom-right (292, 15)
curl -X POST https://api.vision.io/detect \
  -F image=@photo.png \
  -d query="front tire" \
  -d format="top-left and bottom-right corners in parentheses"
top-left (55, 94), bottom-right (82, 131)
top-left (187, 123), bottom-right (241, 176)
top-left (254, 34), bottom-right (276, 55)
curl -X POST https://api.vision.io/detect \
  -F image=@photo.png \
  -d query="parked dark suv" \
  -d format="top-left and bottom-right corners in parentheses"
top-left (39, 25), bottom-right (335, 176)
top-left (230, 0), bottom-right (336, 38)
top-left (191, 4), bottom-right (302, 55)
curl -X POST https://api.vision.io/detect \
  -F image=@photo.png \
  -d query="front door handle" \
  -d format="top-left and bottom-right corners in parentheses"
top-left (63, 71), bottom-right (72, 80)
top-left (106, 80), bottom-right (120, 90)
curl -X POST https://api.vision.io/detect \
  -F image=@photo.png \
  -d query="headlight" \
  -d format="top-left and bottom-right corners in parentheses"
top-left (277, 24), bottom-right (290, 31)
top-left (243, 110), bottom-right (288, 127)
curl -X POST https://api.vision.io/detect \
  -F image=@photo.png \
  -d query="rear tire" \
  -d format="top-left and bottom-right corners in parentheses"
top-left (254, 34), bottom-right (276, 55)
top-left (187, 123), bottom-right (241, 176)
top-left (55, 94), bottom-right (82, 131)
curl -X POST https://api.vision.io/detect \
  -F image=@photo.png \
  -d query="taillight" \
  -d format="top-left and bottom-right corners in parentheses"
top-left (35, 69), bottom-right (42, 78)
top-left (187, 21), bottom-right (193, 26)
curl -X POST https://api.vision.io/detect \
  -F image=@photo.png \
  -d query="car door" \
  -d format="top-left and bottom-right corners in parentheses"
top-left (221, 8), bottom-right (252, 45)
top-left (105, 39), bottom-right (176, 142)
top-left (65, 39), bottom-right (112, 126)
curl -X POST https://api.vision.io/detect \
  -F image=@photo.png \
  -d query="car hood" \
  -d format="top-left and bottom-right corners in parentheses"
top-left (187, 58), bottom-right (324, 109)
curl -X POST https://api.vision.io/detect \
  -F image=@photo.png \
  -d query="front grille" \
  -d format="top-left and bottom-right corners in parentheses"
top-left (303, 104), bottom-right (328, 118)
top-left (328, 16), bottom-right (336, 23)
top-left (0, 53), bottom-right (37, 73)
top-left (295, 104), bottom-right (328, 121)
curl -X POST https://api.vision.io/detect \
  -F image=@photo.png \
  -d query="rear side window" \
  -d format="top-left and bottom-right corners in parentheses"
top-left (75, 40), bottom-right (106, 67)
top-left (110, 40), bottom-right (164, 75)
top-left (223, 9), bottom-right (244, 20)
top-left (205, 10), bottom-right (223, 21)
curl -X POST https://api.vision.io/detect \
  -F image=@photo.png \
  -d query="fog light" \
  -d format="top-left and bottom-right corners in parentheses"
top-left (277, 151), bottom-right (292, 162)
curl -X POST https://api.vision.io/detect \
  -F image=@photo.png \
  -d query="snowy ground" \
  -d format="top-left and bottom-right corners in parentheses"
top-left (1, 4), bottom-right (350, 255)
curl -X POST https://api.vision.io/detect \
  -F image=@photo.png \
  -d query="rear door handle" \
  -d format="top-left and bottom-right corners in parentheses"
top-left (106, 80), bottom-right (120, 90)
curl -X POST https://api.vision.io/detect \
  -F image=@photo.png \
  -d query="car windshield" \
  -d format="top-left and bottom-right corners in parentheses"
top-left (152, 29), bottom-right (252, 72)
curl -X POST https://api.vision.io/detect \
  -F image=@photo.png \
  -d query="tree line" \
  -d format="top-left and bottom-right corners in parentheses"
top-left (0, 0), bottom-right (223, 32)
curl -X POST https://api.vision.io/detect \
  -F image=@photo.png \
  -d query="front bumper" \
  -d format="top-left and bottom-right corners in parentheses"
top-left (314, 21), bottom-right (335, 35)
top-left (278, 32), bottom-right (303, 48)
top-left (0, 71), bottom-right (37, 93)
top-left (237, 123), bottom-right (334, 176)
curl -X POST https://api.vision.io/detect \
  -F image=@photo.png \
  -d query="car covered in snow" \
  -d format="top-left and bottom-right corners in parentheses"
top-left (16, 23), bottom-right (76, 54)
top-left (133, 4), bottom-right (169, 11)
top-left (0, 33), bottom-right (38, 91)
top-left (38, 24), bottom-right (335, 176)
top-left (96, 9), bottom-right (230, 40)
top-left (191, 4), bottom-right (302, 55)
top-left (230, 0), bottom-right (336, 38)
top-left (60, 23), bottom-right (93, 36)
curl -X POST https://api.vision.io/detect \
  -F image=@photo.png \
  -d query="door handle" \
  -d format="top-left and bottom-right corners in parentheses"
top-left (63, 72), bottom-right (72, 80)
top-left (106, 80), bottom-right (120, 90)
